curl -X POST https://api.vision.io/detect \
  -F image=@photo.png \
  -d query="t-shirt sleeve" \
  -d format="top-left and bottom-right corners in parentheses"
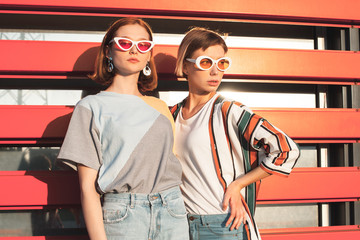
top-left (57, 104), bottom-right (102, 171)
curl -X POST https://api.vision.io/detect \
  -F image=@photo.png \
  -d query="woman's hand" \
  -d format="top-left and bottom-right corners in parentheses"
top-left (222, 180), bottom-right (247, 231)
top-left (222, 167), bottom-right (270, 231)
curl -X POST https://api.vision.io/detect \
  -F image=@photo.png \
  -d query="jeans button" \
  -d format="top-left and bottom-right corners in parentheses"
top-left (189, 216), bottom-right (195, 221)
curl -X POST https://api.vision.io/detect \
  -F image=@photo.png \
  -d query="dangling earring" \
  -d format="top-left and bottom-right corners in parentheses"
top-left (143, 62), bottom-right (151, 76)
top-left (107, 57), bottom-right (114, 73)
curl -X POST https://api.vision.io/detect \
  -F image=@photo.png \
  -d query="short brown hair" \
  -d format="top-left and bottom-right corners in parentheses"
top-left (175, 27), bottom-right (228, 78)
top-left (89, 17), bottom-right (157, 92)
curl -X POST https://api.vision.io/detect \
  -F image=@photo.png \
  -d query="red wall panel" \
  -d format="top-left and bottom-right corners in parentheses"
top-left (1, 226), bottom-right (359, 240)
top-left (0, 168), bottom-right (359, 207)
top-left (0, 0), bottom-right (360, 25)
top-left (261, 225), bottom-right (360, 240)
top-left (1, 106), bottom-right (359, 144)
top-left (0, 171), bottom-right (80, 207)
top-left (258, 167), bottom-right (360, 203)
top-left (1, 41), bottom-right (360, 83)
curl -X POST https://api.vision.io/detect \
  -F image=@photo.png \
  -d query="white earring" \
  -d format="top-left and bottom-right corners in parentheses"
top-left (143, 62), bottom-right (151, 76)
top-left (107, 57), bottom-right (114, 72)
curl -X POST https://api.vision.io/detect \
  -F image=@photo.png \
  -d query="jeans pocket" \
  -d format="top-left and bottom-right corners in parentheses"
top-left (166, 196), bottom-right (187, 219)
top-left (103, 204), bottom-right (129, 224)
top-left (203, 222), bottom-right (243, 238)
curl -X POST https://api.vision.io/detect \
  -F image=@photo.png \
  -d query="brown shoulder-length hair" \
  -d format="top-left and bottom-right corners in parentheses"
top-left (175, 27), bottom-right (228, 78)
top-left (89, 17), bottom-right (157, 92)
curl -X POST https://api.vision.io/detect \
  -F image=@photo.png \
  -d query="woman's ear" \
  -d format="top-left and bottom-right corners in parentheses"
top-left (182, 61), bottom-right (189, 75)
top-left (105, 46), bottom-right (112, 59)
top-left (147, 51), bottom-right (152, 63)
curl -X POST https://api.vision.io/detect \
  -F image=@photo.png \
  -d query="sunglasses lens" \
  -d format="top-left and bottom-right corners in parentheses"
top-left (137, 42), bottom-right (152, 52)
top-left (199, 58), bottom-right (213, 70)
top-left (117, 39), bottom-right (133, 50)
top-left (217, 59), bottom-right (230, 70)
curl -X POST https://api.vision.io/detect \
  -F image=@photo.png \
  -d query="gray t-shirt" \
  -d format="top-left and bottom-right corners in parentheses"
top-left (57, 91), bottom-right (182, 194)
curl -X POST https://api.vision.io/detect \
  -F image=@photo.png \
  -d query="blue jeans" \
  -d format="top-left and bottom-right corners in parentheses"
top-left (102, 186), bottom-right (189, 240)
top-left (188, 213), bottom-right (249, 240)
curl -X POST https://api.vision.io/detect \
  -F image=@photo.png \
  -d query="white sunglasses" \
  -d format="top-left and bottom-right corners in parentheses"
top-left (186, 56), bottom-right (232, 71)
top-left (109, 37), bottom-right (155, 53)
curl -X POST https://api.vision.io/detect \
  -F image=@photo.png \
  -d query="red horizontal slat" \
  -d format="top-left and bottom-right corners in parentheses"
top-left (0, 106), bottom-right (73, 142)
top-left (0, 171), bottom-right (80, 207)
top-left (1, 106), bottom-right (359, 144)
top-left (0, 41), bottom-right (98, 75)
top-left (252, 108), bottom-right (360, 141)
top-left (0, 226), bottom-right (359, 240)
top-left (261, 225), bottom-right (360, 240)
top-left (258, 167), bottom-right (360, 203)
top-left (0, 11), bottom-right (357, 29)
top-left (1, 41), bottom-right (360, 84)
top-left (226, 48), bottom-right (360, 82)
top-left (0, 0), bottom-right (359, 25)
top-left (0, 236), bottom-right (89, 240)
top-left (0, 168), bottom-right (359, 207)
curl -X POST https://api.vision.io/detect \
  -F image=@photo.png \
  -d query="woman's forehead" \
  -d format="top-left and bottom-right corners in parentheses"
top-left (190, 45), bottom-right (226, 58)
top-left (114, 24), bottom-right (150, 40)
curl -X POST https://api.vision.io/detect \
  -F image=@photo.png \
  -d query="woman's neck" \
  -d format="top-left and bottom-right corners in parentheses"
top-left (182, 91), bottom-right (217, 119)
top-left (105, 74), bottom-right (142, 96)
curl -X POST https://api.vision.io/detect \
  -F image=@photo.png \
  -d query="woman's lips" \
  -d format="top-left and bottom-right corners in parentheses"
top-left (208, 80), bottom-right (219, 86)
top-left (127, 58), bottom-right (140, 63)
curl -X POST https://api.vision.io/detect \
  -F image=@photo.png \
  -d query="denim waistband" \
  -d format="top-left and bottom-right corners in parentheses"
top-left (103, 186), bottom-right (181, 207)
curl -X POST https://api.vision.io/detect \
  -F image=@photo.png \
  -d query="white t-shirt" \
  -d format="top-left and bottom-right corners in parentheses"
top-left (174, 93), bottom-right (231, 214)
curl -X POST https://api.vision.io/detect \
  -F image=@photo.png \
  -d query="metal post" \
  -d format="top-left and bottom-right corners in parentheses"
top-left (349, 27), bottom-right (360, 225)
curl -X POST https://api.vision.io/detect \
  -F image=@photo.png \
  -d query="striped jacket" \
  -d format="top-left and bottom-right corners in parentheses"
top-left (170, 94), bottom-right (300, 240)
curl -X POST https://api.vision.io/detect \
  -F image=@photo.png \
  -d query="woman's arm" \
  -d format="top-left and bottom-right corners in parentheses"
top-left (78, 164), bottom-right (107, 240)
top-left (222, 166), bottom-right (270, 230)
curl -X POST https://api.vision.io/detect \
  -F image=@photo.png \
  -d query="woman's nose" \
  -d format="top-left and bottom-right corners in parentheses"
top-left (129, 45), bottom-right (138, 54)
top-left (210, 64), bottom-right (219, 75)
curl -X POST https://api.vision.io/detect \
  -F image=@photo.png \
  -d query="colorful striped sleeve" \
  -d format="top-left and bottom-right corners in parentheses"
top-left (251, 116), bottom-right (300, 177)
top-left (234, 103), bottom-right (300, 177)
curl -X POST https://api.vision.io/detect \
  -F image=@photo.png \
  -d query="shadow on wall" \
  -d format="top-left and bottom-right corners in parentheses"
top-left (20, 112), bottom-right (86, 237)
top-left (19, 45), bottom-right (100, 237)
top-left (153, 52), bottom-right (178, 81)
top-left (72, 46), bottom-right (104, 98)
top-left (148, 52), bottom-right (178, 98)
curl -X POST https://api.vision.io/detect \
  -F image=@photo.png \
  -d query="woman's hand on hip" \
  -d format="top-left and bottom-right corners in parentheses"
top-left (222, 181), bottom-right (247, 231)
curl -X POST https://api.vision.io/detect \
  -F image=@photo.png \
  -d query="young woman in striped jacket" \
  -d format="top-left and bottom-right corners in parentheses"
top-left (170, 27), bottom-right (300, 240)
